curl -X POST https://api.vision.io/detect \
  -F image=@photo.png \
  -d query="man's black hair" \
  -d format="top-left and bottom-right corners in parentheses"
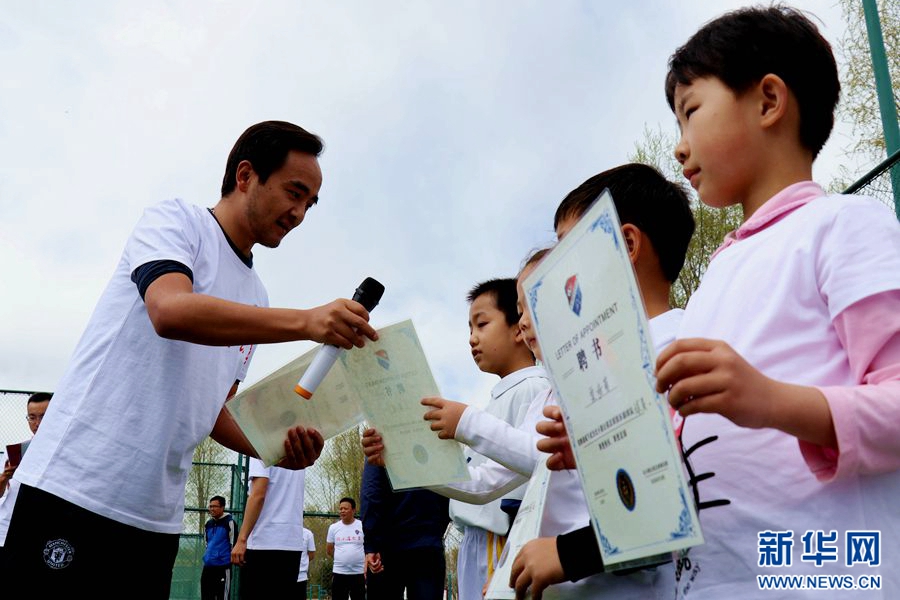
top-left (221, 120), bottom-right (324, 196)
top-left (27, 392), bottom-right (52, 404)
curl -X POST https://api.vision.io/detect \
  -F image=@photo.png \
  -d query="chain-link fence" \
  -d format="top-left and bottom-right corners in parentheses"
top-left (844, 148), bottom-right (900, 214)
top-left (0, 390), bottom-right (44, 455)
top-left (172, 427), bottom-right (462, 599)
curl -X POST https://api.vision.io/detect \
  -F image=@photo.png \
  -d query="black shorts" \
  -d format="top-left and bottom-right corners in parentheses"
top-left (2, 484), bottom-right (180, 598)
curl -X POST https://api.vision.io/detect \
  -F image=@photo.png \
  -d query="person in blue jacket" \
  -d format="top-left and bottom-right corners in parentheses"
top-left (202, 495), bottom-right (236, 600)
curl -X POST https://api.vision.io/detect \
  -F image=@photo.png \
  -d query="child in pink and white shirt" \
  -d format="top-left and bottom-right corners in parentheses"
top-left (655, 6), bottom-right (900, 598)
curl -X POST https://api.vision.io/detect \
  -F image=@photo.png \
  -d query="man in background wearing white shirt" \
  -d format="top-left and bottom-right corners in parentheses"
top-left (327, 497), bottom-right (365, 600)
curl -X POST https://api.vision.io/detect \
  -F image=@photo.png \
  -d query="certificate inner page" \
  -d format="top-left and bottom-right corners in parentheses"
top-left (524, 191), bottom-right (702, 567)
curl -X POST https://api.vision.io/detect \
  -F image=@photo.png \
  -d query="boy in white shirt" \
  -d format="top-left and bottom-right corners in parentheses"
top-left (508, 163), bottom-right (694, 598)
top-left (367, 163), bottom-right (694, 598)
top-left (424, 164), bottom-right (695, 598)
top-left (364, 278), bottom-right (547, 600)
top-left (449, 279), bottom-right (548, 600)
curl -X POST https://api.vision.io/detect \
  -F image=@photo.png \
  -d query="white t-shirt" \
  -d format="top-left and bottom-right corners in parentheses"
top-left (0, 480), bottom-right (20, 546)
top-left (449, 366), bottom-right (549, 534)
top-left (14, 199), bottom-right (267, 533)
top-left (674, 193), bottom-right (900, 599)
top-left (327, 518), bottom-right (365, 575)
top-left (246, 458), bottom-right (306, 551)
top-left (297, 527), bottom-right (316, 582)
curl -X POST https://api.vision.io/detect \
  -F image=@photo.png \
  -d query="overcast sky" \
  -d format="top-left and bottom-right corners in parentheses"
top-left (0, 1), bottom-right (859, 442)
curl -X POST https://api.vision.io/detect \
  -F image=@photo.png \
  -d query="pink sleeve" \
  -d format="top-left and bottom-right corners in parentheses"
top-left (799, 290), bottom-right (900, 481)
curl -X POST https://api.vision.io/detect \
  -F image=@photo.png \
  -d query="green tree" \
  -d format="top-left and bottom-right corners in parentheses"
top-left (305, 425), bottom-right (366, 512)
top-left (186, 436), bottom-right (235, 534)
top-left (302, 425), bottom-right (367, 597)
top-left (628, 125), bottom-right (742, 308)
top-left (837, 0), bottom-right (899, 162)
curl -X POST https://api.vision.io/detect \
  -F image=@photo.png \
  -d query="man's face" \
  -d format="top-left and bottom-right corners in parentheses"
top-left (208, 499), bottom-right (225, 519)
top-left (26, 400), bottom-right (49, 435)
top-left (339, 501), bottom-right (354, 523)
top-left (246, 150), bottom-right (323, 249)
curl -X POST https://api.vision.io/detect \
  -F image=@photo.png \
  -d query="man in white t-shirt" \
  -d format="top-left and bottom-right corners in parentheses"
top-left (296, 527), bottom-right (316, 598)
top-left (231, 458), bottom-right (306, 598)
top-left (3, 121), bottom-right (379, 597)
top-left (327, 497), bottom-right (365, 600)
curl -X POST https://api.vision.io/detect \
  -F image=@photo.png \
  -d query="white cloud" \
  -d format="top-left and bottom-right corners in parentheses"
top-left (0, 0), bottom-right (860, 414)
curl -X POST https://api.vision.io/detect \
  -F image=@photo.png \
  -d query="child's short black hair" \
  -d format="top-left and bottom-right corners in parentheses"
top-left (665, 5), bottom-right (839, 158)
top-left (553, 163), bottom-right (694, 283)
top-left (467, 278), bottom-right (520, 327)
top-left (339, 497), bottom-right (356, 509)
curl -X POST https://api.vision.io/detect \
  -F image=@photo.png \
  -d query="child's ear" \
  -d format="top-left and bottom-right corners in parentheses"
top-left (513, 324), bottom-right (525, 343)
top-left (621, 224), bottom-right (642, 265)
top-left (757, 73), bottom-right (789, 129)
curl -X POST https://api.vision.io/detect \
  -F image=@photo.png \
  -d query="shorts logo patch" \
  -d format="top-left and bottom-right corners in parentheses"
top-left (43, 538), bottom-right (75, 570)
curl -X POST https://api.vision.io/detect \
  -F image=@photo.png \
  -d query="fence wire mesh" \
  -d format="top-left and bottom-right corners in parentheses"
top-left (844, 149), bottom-right (900, 215)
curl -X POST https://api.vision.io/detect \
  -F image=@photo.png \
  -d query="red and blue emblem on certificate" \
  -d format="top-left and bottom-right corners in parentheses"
top-left (565, 275), bottom-right (582, 316)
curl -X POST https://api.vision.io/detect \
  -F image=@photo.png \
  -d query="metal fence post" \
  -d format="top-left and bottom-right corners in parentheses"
top-left (862, 0), bottom-right (900, 217)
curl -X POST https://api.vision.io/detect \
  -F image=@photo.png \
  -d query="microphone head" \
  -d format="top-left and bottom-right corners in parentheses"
top-left (352, 277), bottom-right (385, 311)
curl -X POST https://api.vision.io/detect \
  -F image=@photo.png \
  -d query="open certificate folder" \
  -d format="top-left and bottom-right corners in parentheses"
top-left (523, 190), bottom-right (703, 569)
top-left (226, 320), bottom-right (470, 490)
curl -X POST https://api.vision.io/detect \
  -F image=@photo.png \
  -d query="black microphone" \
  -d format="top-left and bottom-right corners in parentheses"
top-left (294, 277), bottom-right (385, 399)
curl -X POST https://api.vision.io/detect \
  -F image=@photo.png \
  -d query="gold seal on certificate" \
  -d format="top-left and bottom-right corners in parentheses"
top-left (226, 320), bottom-right (470, 490)
top-left (523, 190), bottom-right (703, 569)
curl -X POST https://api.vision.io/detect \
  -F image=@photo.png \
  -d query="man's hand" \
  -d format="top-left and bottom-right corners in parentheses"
top-left (535, 406), bottom-right (576, 470)
top-left (277, 426), bottom-right (325, 470)
top-left (510, 537), bottom-right (566, 600)
top-left (366, 552), bottom-right (384, 574)
top-left (0, 461), bottom-right (15, 492)
top-left (231, 539), bottom-right (248, 566)
top-left (304, 299), bottom-right (379, 349)
top-left (421, 397), bottom-right (467, 440)
top-left (361, 428), bottom-right (386, 467)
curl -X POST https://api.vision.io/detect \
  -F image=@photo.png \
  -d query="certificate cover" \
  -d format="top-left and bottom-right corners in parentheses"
top-left (523, 190), bottom-right (702, 568)
top-left (5, 440), bottom-right (29, 467)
